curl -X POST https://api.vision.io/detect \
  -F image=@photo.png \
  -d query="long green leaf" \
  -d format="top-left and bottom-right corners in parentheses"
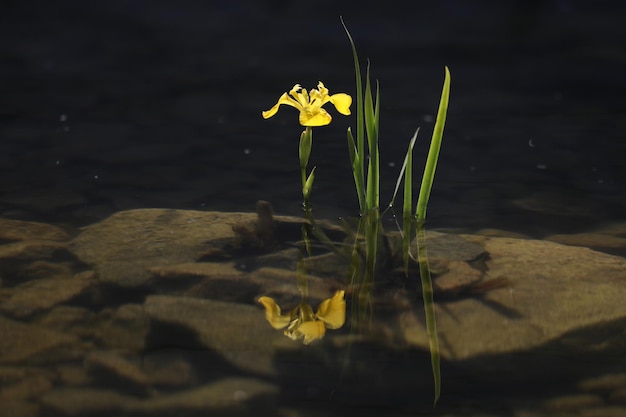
top-left (416, 66), bottom-right (450, 221)
top-left (347, 128), bottom-right (365, 212)
top-left (388, 128), bottom-right (419, 210)
top-left (342, 17), bottom-right (366, 213)
top-left (402, 129), bottom-right (418, 274)
top-left (364, 63), bottom-right (379, 211)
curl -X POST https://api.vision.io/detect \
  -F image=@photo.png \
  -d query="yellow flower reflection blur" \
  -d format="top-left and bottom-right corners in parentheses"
top-left (262, 82), bottom-right (352, 127)
top-left (258, 290), bottom-right (346, 344)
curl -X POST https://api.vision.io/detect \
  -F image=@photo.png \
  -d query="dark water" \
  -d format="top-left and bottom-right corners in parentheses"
top-left (1, 0), bottom-right (625, 237)
top-left (1, 2), bottom-right (626, 417)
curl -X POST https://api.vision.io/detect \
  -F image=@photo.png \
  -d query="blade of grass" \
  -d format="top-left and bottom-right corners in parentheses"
top-left (347, 128), bottom-right (365, 212)
top-left (387, 128), bottom-right (419, 211)
top-left (401, 129), bottom-right (418, 274)
top-left (364, 63), bottom-right (379, 211)
top-left (342, 17), bottom-right (366, 213)
top-left (416, 66), bottom-right (450, 221)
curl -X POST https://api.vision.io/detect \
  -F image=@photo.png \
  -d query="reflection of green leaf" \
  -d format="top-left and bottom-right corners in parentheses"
top-left (416, 222), bottom-right (441, 405)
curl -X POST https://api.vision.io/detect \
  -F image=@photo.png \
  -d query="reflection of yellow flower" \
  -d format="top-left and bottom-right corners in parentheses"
top-left (262, 82), bottom-right (352, 127)
top-left (258, 290), bottom-right (346, 344)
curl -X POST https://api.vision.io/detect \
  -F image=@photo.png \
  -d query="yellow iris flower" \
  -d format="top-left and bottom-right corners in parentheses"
top-left (262, 82), bottom-right (352, 127)
top-left (258, 290), bottom-right (346, 344)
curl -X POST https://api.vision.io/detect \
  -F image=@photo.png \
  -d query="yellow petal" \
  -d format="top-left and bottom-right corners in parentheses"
top-left (316, 81), bottom-right (328, 93)
top-left (262, 92), bottom-right (301, 119)
top-left (258, 296), bottom-right (292, 329)
top-left (294, 320), bottom-right (326, 344)
top-left (316, 290), bottom-right (346, 329)
top-left (329, 93), bottom-right (352, 116)
top-left (299, 108), bottom-right (332, 127)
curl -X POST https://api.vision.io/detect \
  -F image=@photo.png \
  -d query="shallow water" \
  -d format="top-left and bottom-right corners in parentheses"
top-left (0, 1), bottom-right (625, 416)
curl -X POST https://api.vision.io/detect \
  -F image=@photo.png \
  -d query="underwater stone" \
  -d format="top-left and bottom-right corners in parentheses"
top-left (399, 237), bottom-right (626, 361)
top-left (0, 240), bottom-right (69, 262)
top-left (0, 316), bottom-right (78, 365)
top-left (39, 387), bottom-right (139, 416)
top-left (143, 295), bottom-right (279, 375)
top-left (69, 209), bottom-right (258, 288)
top-left (131, 377), bottom-right (279, 415)
top-left (0, 218), bottom-right (70, 242)
top-left (0, 271), bottom-right (96, 318)
top-left (95, 303), bottom-right (151, 351)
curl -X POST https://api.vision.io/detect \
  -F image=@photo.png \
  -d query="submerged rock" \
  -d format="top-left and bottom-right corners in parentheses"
top-left (400, 237), bottom-right (626, 360)
top-left (0, 218), bottom-right (70, 242)
top-left (0, 271), bottom-right (96, 318)
top-left (94, 304), bottom-right (151, 351)
top-left (0, 316), bottom-right (78, 365)
top-left (143, 295), bottom-right (281, 375)
top-left (39, 377), bottom-right (278, 416)
top-left (70, 209), bottom-right (252, 288)
top-left (2, 208), bottom-right (625, 416)
top-left (69, 209), bottom-right (304, 288)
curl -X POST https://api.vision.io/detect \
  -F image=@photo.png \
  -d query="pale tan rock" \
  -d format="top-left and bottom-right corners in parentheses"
top-left (579, 373), bottom-right (626, 392)
top-left (577, 406), bottom-right (626, 417)
top-left (39, 387), bottom-right (139, 416)
top-left (70, 209), bottom-right (277, 287)
top-left (143, 295), bottom-right (282, 375)
top-left (399, 237), bottom-right (626, 360)
top-left (84, 350), bottom-right (151, 386)
top-left (0, 400), bottom-right (39, 417)
top-left (132, 377), bottom-right (278, 414)
top-left (38, 305), bottom-right (98, 338)
top-left (0, 271), bottom-right (95, 318)
top-left (148, 261), bottom-right (263, 303)
top-left (39, 378), bottom-right (278, 416)
top-left (0, 240), bottom-right (68, 261)
top-left (0, 218), bottom-right (70, 242)
top-left (431, 260), bottom-right (482, 294)
top-left (543, 394), bottom-right (604, 411)
top-left (84, 349), bottom-right (194, 388)
top-left (0, 316), bottom-right (78, 365)
top-left (545, 232), bottom-right (626, 251)
top-left (95, 304), bottom-right (151, 351)
top-left (0, 372), bottom-right (54, 401)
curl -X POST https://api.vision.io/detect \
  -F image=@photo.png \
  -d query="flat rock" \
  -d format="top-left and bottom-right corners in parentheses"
top-left (0, 371), bottom-right (54, 402)
top-left (94, 304), bottom-right (151, 351)
top-left (0, 218), bottom-right (70, 242)
top-left (83, 349), bottom-right (193, 388)
top-left (132, 377), bottom-right (278, 415)
top-left (143, 295), bottom-right (281, 374)
top-left (0, 271), bottom-right (96, 318)
top-left (39, 387), bottom-right (138, 417)
top-left (399, 237), bottom-right (626, 360)
top-left (39, 377), bottom-right (278, 417)
top-left (0, 400), bottom-right (39, 417)
top-left (545, 232), bottom-right (626, 253)
top-left (418, 232), bottom-right (486, 262)
top-left (148, 261), bottom-right (260, 302)
top-left (0, 316), bottom-right (78, 365)
top-left (69, 209), bottom-right (261, 287)
top-left (84, 350), bottom-right (152, 386)
top-left (0, 240), bottom-right (69, 261)
top-left (38, 305), bottom-right (98, 339)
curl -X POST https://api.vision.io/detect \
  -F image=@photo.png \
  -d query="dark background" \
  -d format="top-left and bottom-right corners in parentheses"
top-left (1, 0), bottom-right (625, 237)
